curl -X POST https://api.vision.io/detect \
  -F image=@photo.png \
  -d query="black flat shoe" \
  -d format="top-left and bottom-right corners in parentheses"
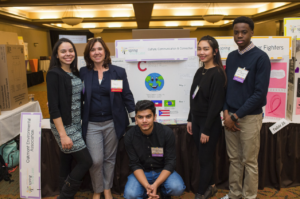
top-left (204, 185), bottom-right (218, 198)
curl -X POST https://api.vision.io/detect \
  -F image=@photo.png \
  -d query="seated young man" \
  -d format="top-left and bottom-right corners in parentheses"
top-left (123, 100), bottom-right (186, 199)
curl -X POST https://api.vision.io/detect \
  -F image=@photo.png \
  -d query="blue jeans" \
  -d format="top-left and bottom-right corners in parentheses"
top-left (124, 171), bottom-right (186, 199)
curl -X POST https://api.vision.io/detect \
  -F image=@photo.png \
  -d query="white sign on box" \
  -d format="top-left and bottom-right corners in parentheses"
top-left (115, 38), bottom-right (197, 62)
top-left (269, 118), bottom-right (289, 134)
top-left (20, 112), bottom-right (42, 199)
top-left (215, 36), bottom-right (291, 60)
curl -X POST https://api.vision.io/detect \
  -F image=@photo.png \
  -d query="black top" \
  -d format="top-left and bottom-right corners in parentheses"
top-left (188, 67), bottom-right (226, 136)
top-left (124, 122), bottom-right (176, 173)
top-left (89, 70), bottom-right (113, 122)
top-left (47, 67), bottom-right (78, 125)
top-left (223, 47), bottom-right (271, 118)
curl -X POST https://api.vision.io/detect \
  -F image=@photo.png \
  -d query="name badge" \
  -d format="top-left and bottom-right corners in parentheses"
top-left (192, 86), bottom-right (199, 99)
top-left (151, 147), bottom-right (163, 157)
top-left (233, 67), bottom-right (249, 83)
top-left (111, 80), bottom-right (123, 92)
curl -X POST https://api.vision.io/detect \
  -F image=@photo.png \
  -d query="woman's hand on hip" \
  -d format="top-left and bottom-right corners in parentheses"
top-left (200, 133), bottom-right (209, 144)
top-left (60, 135), bottom-right (73, 150)
top-left (187, 122), bottom-right (192, 135)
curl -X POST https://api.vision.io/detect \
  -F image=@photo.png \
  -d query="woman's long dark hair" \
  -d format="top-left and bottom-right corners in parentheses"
top-left (84, 37), bottom-right (111, 70)
top-left (199, 35), bottom-right (227, 86)
top-left (49, 38), bottom-right (79, 76)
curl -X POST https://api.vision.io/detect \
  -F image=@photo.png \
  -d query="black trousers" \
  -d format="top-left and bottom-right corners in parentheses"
top-left (191, 115), bottom-right (222, 195)
top-left (60, 147), bottom-right (93, 181)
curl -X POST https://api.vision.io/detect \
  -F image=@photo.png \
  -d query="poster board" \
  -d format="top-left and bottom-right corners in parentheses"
top-left (215, 36), bottom-right (291, 60)
top-left (112, 56), bottom-right (199, 124)
top-left (284, 18), bottom-right (300, 123)
top-left (115, 38), bottom-right (197, 62)
top-left (19, 112), bottom-right (42, 199)
top-left (215, 36), bottom-right (291, 122)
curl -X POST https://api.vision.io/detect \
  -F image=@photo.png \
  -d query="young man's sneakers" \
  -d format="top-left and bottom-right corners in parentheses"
top-left (220, 194), bottom-right (242, 199)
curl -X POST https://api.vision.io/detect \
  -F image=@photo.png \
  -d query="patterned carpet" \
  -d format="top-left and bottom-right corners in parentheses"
top-left (1, 168), bottom-right (300, 199)
top-left (1, 73), bottom-right (299, 198)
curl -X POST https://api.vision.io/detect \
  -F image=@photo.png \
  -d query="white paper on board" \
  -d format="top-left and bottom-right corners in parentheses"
top-left (269, 118), bottom-right (289, 134)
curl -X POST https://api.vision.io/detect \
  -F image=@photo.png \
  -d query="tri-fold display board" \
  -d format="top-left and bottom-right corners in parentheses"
top-left (114, 36), bottom-right (291, 124)
top-left (284, 18), bottom-right (300, 123)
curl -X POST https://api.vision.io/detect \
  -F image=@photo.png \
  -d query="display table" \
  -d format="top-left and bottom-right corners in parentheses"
top-left (40, 121), bottom-right (300, 197)
top-left (0, 101), bottom-right (42, 146)
top-left (27, 71), bottom-right (44, 87)
top-left (39, 60), bottom-right (50, 72)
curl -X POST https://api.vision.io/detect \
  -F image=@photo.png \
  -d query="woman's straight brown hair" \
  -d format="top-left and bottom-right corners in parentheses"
top-left (84, 37), bottom-right (111, 69)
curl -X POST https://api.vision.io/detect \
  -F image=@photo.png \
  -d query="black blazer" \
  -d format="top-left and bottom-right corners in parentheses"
top-left (46, 67), bottom-right (76, 125)
top-left (80, 65), bottom-right (135, 140)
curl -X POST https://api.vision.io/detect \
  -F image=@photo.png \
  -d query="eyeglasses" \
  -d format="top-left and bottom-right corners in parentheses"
top-left (88, 37), bottom-right (102, 41)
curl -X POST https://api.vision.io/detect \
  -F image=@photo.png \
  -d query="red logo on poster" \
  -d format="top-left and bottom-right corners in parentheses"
top-left (138, 61), bottom-right (147, 71)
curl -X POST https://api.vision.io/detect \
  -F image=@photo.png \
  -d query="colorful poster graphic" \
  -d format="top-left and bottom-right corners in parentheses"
top-left (269, 62), bottom-right (287, 89)
top-left (265, 92), bottom-right (286, 118)
top-left (164, 100), bottom-right (175, 107)
top-left (159, 110), bottom-right (170, 116)
top-left (296, 98), bottom-right (300, 115)
top-left (152, 100), bottom-right (162, 107)
top-left (145, 73), bottom-right (165, 91)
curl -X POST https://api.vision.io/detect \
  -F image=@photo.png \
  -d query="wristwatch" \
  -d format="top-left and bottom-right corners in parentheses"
top-left (231, 114), bottom-right (238, 122)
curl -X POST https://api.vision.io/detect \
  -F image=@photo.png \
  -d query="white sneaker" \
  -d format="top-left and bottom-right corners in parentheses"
top-left (220, 194), bottom-right (230, 199)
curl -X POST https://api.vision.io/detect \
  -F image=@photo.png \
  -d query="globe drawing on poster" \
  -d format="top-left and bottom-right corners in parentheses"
top-left (145, 73), bottom-right (165, 91)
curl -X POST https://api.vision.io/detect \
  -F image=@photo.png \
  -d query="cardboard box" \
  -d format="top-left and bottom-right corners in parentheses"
top-left (0, 45), bottom-right (28, 111)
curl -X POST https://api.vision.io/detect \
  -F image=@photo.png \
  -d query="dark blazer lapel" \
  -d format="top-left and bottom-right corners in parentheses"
top-left (109, 65), bottom-right (116, 106)
top-left (86, 69), bottom-right (94, 106)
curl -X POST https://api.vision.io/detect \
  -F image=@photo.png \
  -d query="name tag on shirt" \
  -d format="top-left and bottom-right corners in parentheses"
top-left (233, 67), bottom-right (249, 83)
top-left (111, 80), bottom-right (123, 92)
top-left (192, 86), bottom-right (199, 99)
top-left (151, 147), bottom-right (163, 157)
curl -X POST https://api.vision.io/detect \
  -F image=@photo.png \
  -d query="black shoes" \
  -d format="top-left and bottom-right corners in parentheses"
top-left (204, 185), bottom-right (218, 198)
top-left (57, 176), bottom-right (82, 199)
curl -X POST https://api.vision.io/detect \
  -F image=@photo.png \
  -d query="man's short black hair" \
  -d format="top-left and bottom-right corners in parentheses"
top-left (135, 100), bottom-right (156, 116)
top-left (232, 16), bottom-right (254, 31)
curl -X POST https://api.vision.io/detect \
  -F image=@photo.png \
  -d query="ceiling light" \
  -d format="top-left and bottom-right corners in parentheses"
top-left (79, 14), bottom-right (94, 18)
top-left (62, 6), bottom-right (83, 26)
top-left (191, 22), bottom-right (204, 26)
top-left (174, 12), bottom-right (192, 16)
top-left (40, 16), bottom-right (59, 19)
top-left (165, 23), bottom-right (179, 27)
top-left (112, 14), bottom-right (130, 17)
top-left (83, 24), bottom-right (96, 28)
top-left (108, 24), bottom-right (122, 28)
top-left (203, 3), bottom-right (224, 23)
top-left (89, 28), bottom-right (104, 34)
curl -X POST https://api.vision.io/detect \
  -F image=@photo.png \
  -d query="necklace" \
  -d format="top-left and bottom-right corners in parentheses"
top-left (202, 68), bottom-right (207, 75)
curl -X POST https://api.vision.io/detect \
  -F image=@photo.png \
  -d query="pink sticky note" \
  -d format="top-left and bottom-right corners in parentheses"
top-left (269, 62), bottom-right (287, 89)
top-left (265, 92), bottom-right (286, 118)
top-left (296, 98), bottom-right (300, 115)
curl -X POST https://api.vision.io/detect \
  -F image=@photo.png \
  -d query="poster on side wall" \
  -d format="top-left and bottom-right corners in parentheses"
top-left (20, 112), bottom-right (42, 199)
top-left (112, 57), bottom-right (199, 123)
top-left (284, 18), bottom-right (300, 39)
